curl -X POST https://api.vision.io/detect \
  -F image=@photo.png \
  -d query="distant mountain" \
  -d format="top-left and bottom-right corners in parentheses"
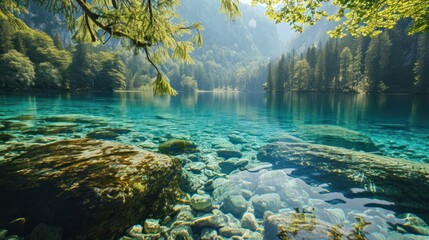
top-left (179, 0), bottom-right (283, 57)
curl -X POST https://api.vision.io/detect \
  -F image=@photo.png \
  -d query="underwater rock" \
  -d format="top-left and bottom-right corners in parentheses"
top-left (144, 219), bottom-right (160, 234)
top-left (221, 194), bottom-right (248, 218)
top-left (190, 194), bottom-right (213, 212)
top-left (251, 193), bottom-right (282, 218)
top-left (396, 213), bottom-right (429, 236)
top-left (187, 162), bottom-right (206, 174)
top-left (86, 130), bottom-right (119, 139)
top-left (200, 228), bottom-right (217, 239)
top-left (297, 124), bottom-right (378, 152)
top-left (264, 210), bottom-right (351, 240)
top-left (216, 149), bottom-right (243, 159)
top-left (219, 159), bottom-right (249, 174)
top-left (257, 142), bottom-right (429, 216)
top-left (169, 226), bottom-right (193, 240)
top-left (139, 141), bottom-right (157, 149)
top-left (241, 213), bottom-right (259, 231)
top-left (0, 133), bottom-right (14, 142)
top-left (212, 138), bottom-right (235, 149)
top-left (228, 134), bottom-right (247, 144)
top-left (23, 126), bottom-right (74, 135)
top-left (158, 139), bottom-right (198, 155)
top-left (267, 133), bottom-right (303, 143)
top-left (43, 114), bottom-right (103, 124)
top-left (181, 170), bottom-right (204, 194)
top-left (193, 214), bottom-right (228, 228)
top-left (218, 226), bottom-right (245, 237)
top-left (126, 224), bottom-right (143, 238)
top-left (0, 121), bottom-right (28, 131)
top-left (0, 139), bottom-right (182, 240)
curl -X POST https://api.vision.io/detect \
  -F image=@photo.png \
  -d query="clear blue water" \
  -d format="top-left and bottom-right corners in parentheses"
top-left (1, 92), bottom-right (428, 162)
top-left (1, 92), bottom-right (429, 239)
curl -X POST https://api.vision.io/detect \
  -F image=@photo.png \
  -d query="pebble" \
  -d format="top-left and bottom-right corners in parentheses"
top-left (219, 226), bottom-right (245, 237)
top-left (216, 149), bottom-right (243, 159)
top-left (193, 214), bottom-right (228, 228)
top-left (170, 226), bottom-right (193, 239)
top-left (191, 194), bottom-right (213, 211)
top-left (251, 193), bottom-right (282, 218)
top-left (240, 212), bottom-right (259, 231)
top-left (221, 194), bottom-right (248, 218)
top-left (144, 219), bottom-right (160, 234)
top-left (200, 228), bottom-right (218, 240)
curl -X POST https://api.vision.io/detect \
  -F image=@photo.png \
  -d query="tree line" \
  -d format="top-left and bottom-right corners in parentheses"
top-left (0, 18), bottom-right (266, 93)
top-left (266, 21), bottom-right (429, 93)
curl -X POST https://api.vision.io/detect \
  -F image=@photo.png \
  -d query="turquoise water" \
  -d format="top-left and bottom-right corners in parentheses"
top-left (1, 92), bottom-right (429, 239)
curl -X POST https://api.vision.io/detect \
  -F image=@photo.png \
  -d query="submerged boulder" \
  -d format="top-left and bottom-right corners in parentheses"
top-left (158, 139), bottom-right (198, 155)
top-left (257, 142), bottom-right (429, 216)
top-left (0, 139), bottom-right (182, 240)
top-left (297, 125), bottom-right (378, 152)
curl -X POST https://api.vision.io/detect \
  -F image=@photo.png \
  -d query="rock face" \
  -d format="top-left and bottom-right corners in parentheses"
top-left (0, 139), bottom-right (182, 240)
top-left (297, 125), bottom-right (378, 152)
top-left (257, 142), bottom-right (429, 216)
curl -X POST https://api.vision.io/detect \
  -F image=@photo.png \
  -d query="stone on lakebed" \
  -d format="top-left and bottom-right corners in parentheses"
top-left (0, 139), bottom-right (182, 240)
top-left (258, 142), bottom-right (429, 217)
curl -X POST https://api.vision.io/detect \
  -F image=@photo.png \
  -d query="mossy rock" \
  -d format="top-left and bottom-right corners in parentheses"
top-left (158, 139), bottom-right (198, 155)
top-left (258, 142), bottom-right (429, 218)
top-left (86, 130), bottom-right (119, 139)
top-left (0, 139), bottom-right (182, 240)
top-left (297, 125), bottom-right (378, 152)
top-left (0, 133), bottom-right (14, 142)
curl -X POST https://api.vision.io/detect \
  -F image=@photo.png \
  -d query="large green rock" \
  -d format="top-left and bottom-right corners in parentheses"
top-left (0, 139), bottom-right (182, 240)
top-left (297, 125), bottom-right (378, 152)
top-left (158, 139), bottom-right (198, 155)
top-left (257, 142), bottom-right (429, 217)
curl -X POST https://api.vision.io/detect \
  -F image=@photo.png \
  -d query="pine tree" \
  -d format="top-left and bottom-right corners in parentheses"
top-left (364, 32), bottom-right (392, 91)
top-left (265, 62), bottom-right (274, 91)
top-left (67, 43), bottom-right (94, 90)
top-left (413, 32), bottom-right (429, 92)
top-left (293, 59), bottom-right (311, 91)
top-left (352, 38), bottom-right (364, 90)
top-left (339, 47), bottom-right (353, 89)
top-left (275, 54), bottom-right (288, 92)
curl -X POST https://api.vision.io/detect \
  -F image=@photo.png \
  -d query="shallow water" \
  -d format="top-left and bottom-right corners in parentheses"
top-left (1, 91), bottom-right (429, 239)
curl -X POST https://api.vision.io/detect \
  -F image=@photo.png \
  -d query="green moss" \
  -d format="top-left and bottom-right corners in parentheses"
top-left (158, 139), bottom-right (198, 155)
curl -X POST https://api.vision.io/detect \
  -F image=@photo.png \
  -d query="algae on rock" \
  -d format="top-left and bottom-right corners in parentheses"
top-left (257, 142), bottom-right (429, 218)
top-left (158, 139), bottom-right (198, 155)
top-left (0, 139), bottom-right (183, 240)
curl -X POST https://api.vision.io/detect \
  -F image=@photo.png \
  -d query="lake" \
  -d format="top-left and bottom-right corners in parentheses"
top-left (1, 91), bottom-right (429, 239)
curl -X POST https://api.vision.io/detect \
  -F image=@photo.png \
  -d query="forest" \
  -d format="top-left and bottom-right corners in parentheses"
top-left (0, 0), bottom-right (274, 93)
top-left (266, 21), bottom-right (429, 93)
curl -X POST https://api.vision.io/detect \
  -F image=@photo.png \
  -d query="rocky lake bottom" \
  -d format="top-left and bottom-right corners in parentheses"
top-left (0, 92), bottom-right (428, 240)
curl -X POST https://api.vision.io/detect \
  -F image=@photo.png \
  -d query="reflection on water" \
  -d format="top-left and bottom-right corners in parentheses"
top-left (1, 91), bottom-right (429, 239)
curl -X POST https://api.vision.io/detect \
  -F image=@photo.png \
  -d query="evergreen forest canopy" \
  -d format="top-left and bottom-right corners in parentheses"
top-left (266, 22), bottom-right (429, 93)
top-left (0, 0), bottom-right (429, 94)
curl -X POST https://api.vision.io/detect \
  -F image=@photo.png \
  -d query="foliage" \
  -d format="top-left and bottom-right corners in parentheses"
top-left (0, 50), bottom-right (35, 90)
top-left (2, 0), bottom-right (428, 94)
top-left (253, 0), bottom-right (429, 37)
top-left (266, 23), bottom-right (429, 93)
top-left (180, 76), bottom-right (198, 93)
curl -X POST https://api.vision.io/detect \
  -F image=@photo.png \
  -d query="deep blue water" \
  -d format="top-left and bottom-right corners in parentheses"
top-left (1, 92), bottom-right (429, 239)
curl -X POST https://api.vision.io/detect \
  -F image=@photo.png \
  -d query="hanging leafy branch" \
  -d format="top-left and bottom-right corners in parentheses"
top-left (1, 0), bottom-right (428, 94)
top-left (253, 0), bottom-right (429, 37)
